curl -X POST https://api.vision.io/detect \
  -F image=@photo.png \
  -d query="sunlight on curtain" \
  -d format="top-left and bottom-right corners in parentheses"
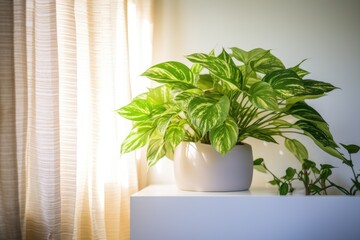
top-left (0, 0), bottom-right (153, 239)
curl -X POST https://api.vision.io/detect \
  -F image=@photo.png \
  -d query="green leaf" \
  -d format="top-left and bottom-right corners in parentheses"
top-left (340, 143), bottom-right (360, 154)
top-left (293, 120), bottom-right (346, 161)
top-left (116, 99), bottom-right (152, 121)
top-left (248, 81), bottom-right (278, 110)
top-left (294, 121), bottom-right (345, 160)
top-left (121, 121), bottom-right (155, 153)
top-left (320, 164), bottom-right (335, 169)
top-left (320, 168), bottom-right (332, 180)
top-left (247, 129), bottom-right (278, 143)
top-left (287, 101), bottom-right (326, 124)
top-left (174, 88), bottom-right (203, 101)
top-left (249, 51), bottom-right (285, 74)
top-left (309, 184), bottom-right (322, 194)
top-left (302, 159), bottom-right (316, 169)
top-left (230, 47), bottom-right (251, 64)
top-left (191, 63), bottom-right (204, 76)
top-left (303, 79), bottom-right (338, 93)
top-left (209, 117), bottom-right (239, 154)
top-left (147, 85), bottom-right (172, 105)
top-left (197, 74), bottom-right (215, 90)
top-left (253, 158), bottom-right (264, 166)
top-left (285, 138), bottom-right (308, 162)
top-left (156, 113), bottom-right (175, 134)
top-left (289, 60), bottom-right (310, 78)
top-left (269, 179), bottom-right (280, 186)
top-left (231, 47), bottom-right (285, 73)
top-left (231, 47), bottom-right (268, 65)
top-left (286, 80), bottom-right (338, 104)
top-left (188, 95), bottom-right (230, 135)
top-left (164, 121), bottom-right (186, 151)
top-left (253, 158), bottom-right (267, 173)
top-left (146, 137), bottom-right (167, 167)
top-left (186, 51), bottom-right (242, 90)
top-left (294, 120), bottom-right (337, 148)
top-left (263, 69), bottom-right (305, 99)
top-left (141, 61), bottom-right (194, 85)
top-left (271, 119), bottom-right (292, 128)
top-left (279, 183), bottom-right (289, 195)
top-left (284, 167), bottom-right (296, 180)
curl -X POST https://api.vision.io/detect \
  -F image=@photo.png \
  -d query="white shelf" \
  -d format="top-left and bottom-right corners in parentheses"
top-left (131, 184), bottom-right (360, 240)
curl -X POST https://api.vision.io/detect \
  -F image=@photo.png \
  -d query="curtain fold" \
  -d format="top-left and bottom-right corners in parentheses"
top-left (0, 0), bottom-right (153, 239)
top-left (0, 1), bottom-right (22, 240)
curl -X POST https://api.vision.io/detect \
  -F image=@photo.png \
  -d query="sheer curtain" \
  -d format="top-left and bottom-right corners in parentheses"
top-left (0, 0), bottom-right (153, 239)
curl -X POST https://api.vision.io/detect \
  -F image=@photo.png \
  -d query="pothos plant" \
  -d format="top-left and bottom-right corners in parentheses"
top-left (117, 47), bottom-right (344, 167)
top-left (254, 143), bottom-right (360, 195)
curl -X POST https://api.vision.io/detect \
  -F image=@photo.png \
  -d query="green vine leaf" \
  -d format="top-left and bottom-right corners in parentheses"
top-left (279, 183), bottom-right (289, 195)
top-left (253, 158), bottom-right (267, 173)
top-left (284, 167), bottom-right (296, 180)
top-left (340, 143), bottom-right (360, 154)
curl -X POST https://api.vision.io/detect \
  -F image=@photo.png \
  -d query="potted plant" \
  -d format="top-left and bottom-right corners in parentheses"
top-left (117, 47), bottom-right (343, 191)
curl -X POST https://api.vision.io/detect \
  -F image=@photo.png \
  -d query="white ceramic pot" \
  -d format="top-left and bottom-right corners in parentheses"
top-left (174, 142), bottom-right (253, 192)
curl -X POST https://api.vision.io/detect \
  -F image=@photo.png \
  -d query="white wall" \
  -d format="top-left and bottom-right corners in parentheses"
top-left (148, 0), bottom-right (360, 189)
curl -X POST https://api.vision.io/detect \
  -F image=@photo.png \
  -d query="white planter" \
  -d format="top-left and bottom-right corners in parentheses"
top-left (174, 142), bottom-right (253, 191)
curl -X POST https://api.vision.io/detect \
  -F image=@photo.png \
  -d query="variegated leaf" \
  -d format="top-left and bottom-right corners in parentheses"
top-left (174, 88), bottom-right (203, 101)
top-left (295, 122), bottom-right (345, 161)
top-left (303, 79), bottom-right (338, 93)
top-left (116, 98), bottom-right (152, 121)
top-left (285, 138), bottom-right (308, 162)
top-left (294, 120), bottom-right (337, 148)
top-left (231, 47), bottom-right (284, 73)
top-left (250, 52), bottom-right (285, 74)
top-left (141, 61), bottom-right (194, 85)
top-left (146, 137), bottom-right (167, 167)
top-left (287, 101), bottom-right (326, 123)
top-left (164, 121), bottom-right (186, 151)
top-left (156, 113), bottom-right (174, 134)
top-left (147, 85), bottom-right (172, 105)
top-left (231, 47), bottom-right (267, 64)
top-left (287, 80), bottom-right (337, 102)
top-left (248, 81), bottom-right (278, 111)
top-left (197, 74), bottom-right (215, 90)
top-left (263, 69), bottom-right (304, 99)
top-left (188, 95), bottom-right (230, 135)
top-left (186, 51), bottom-right (242, 90)
top-left (289, 60), bottom-right (310, 77)
top-left (191, 63), bottom-right (204, 76)
top-left (209, 117), bottom-right (239, 154)
top-left (247, 130), bottom-right (278, 143)
top-left (120, 121), bottom-right (155, 153)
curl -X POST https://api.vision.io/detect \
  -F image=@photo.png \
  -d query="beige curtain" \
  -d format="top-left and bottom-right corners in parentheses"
top-left (0, 0), bottom-right (153, 239)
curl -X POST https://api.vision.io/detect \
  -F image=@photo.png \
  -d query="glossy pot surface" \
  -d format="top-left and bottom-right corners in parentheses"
top-left (174, 142), bottom-right (253, 191)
